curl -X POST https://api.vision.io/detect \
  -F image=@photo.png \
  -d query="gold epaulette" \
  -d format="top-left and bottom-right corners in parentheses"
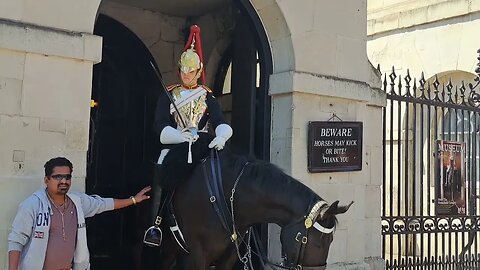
top-left (166, 84), bottom-right (181, 91)
top-left (201, 85), bottom-right (213, 93)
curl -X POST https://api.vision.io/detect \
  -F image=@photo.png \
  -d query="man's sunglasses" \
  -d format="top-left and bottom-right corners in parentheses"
top-left (49, 174), bottom-right (72, 181)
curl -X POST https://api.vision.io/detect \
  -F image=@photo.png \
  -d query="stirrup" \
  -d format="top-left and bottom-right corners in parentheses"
top-left (143, 226), bottom-right (163, 247)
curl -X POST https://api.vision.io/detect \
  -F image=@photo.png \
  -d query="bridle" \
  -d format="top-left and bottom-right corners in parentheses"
top-left (247, 201), bottom-right (335, 270)
top-left (279, 200), bottom-right (334, 270)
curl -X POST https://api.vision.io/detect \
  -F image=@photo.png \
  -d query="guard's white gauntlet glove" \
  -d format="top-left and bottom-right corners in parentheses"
top-left (181, 128), bottom-right (199, 143)
top-left (209, 136), bottom-right (226, 150)
top-left (209, 124), bottom-right (233, 151)
top-left (160, 126), bottom-right (198, 144)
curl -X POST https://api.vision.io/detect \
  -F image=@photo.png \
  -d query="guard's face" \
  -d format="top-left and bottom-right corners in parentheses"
top-left (180, 70), bottom-right (199, 87)
top-left (44, 166), bottom-right (72, 195)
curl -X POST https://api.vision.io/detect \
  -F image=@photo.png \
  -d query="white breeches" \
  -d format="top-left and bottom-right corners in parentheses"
top-left (157, 149), bottom-right (170, 165)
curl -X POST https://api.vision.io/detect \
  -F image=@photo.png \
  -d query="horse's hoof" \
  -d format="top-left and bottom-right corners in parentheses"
top-left (143, 226), bottom-right (163, 247)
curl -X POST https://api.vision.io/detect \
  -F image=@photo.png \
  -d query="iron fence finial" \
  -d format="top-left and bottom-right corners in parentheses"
top-left (476, 48), bottom-right (480, 76)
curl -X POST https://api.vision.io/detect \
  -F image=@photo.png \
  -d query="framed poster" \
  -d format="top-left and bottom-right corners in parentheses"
top-left (435, 140), bottom-right (466, 215)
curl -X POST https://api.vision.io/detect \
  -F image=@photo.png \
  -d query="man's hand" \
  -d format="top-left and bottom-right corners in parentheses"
top-left (209, 136), bottom-right (227, 150)
top-left (133, 186), bottom-right (151, 204)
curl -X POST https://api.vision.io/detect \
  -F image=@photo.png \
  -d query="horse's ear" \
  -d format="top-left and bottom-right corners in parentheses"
top-left (335, 201), bottom-right (354, 215)
top-left (321, 200), bottom-right (339, 218)
top-left (321, 200), bottom-right (354, 219)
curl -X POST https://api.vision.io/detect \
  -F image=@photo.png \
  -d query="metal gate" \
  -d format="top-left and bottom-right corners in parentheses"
top-left (382, 50), bottom-right (480, 269)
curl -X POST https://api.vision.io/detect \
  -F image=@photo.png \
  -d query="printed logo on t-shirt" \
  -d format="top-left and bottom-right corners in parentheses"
top-left (34, 231), bottom-right (44, 239)
top-left (78, 222), bottom-right (86, 228)
top-left (36, 212), bottom-right (49, 227)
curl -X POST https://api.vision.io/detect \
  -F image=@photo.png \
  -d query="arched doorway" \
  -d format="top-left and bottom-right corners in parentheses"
top-left (87, 14), bottom-right (161, 269)
top-left (87, 0), bottom-right (273, 268)
top-left (213, 0), bottom-right (272, 159)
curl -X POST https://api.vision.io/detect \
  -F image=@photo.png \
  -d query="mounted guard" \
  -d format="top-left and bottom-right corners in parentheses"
top-left (143, 25), bottom-right (233, 247)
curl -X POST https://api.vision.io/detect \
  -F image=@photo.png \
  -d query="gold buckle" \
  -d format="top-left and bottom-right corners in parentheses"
top-left (231, 233), bottom-right (238, 242)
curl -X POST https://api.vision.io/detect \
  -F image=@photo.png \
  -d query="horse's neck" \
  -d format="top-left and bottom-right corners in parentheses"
top-left (235, 163), bottom-right (315, 228)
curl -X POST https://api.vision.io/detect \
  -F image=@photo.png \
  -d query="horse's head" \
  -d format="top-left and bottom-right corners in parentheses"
top-left (280, 200), bottom-right (353, 269)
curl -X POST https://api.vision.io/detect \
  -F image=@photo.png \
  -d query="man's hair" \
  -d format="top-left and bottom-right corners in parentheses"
top-left (44, 157), bottom-right (73, 176)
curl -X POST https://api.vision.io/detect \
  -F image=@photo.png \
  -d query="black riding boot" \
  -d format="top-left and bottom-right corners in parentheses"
top-left (143, 165), bottom-right (163, 247)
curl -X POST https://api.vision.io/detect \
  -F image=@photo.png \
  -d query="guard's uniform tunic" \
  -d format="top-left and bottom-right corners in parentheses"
top-left (153, 84), bottom-right (226, 150)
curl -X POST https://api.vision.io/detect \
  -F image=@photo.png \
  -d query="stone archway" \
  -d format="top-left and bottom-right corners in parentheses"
top-left (86, 0), bottom-right (294, 269)
top-left (249, 0), bottom-right (294, 74)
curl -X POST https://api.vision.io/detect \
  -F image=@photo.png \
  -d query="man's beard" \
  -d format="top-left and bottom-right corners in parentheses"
top-left (57, 184), bottom-right (70, 194)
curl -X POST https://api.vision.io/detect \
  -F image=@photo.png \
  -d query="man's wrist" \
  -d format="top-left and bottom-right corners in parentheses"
top-left (130, 196), bottom-right (137, 205)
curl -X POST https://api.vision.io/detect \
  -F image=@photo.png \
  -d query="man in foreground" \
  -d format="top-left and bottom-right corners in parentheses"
top-left (8, 157), bottom-right (151, 270)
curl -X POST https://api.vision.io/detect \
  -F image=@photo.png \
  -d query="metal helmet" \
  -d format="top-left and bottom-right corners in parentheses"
top-left (178, 25), bottom-right (206, 84)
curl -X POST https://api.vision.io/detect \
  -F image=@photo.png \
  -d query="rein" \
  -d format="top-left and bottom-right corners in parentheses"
top-left (202, 149), bottom-right (250, 241)
top-left (202, 150), bottom-right (233, 235)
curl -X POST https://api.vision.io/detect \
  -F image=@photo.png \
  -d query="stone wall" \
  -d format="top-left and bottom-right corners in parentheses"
top-left (0, 16), bottom-right (101, 269)
top-left (367, 0), bottom-right (480, 77)
top-left (263, 0), bottom-right (386, 268)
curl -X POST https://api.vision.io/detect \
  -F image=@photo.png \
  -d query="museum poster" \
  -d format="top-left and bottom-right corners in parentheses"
top-left (435, 140), bottom-right (466, 215)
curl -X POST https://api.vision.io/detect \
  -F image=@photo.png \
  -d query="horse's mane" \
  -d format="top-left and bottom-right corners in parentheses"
top-left (224, 148), bottom-right (321, 205)
top-left (223, 149), bottom-right (341, 227)
top-left (254, 161), bottom-right (320, 201)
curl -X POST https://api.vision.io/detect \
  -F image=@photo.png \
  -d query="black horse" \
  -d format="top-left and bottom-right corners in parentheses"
top-left (154, 144), bottom-right (353, 270)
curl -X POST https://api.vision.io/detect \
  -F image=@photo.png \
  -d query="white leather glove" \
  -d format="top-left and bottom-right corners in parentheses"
top-left (209, 136), bottom-right (227, 150)
top-left (159, 126), bottom-right (193, 144)
top-left (209, 124), bottom-right (233, 150)
top-left (181, 129), bottom-right (199, 143)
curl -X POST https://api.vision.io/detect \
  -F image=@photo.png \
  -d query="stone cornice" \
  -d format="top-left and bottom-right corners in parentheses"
top-left (367, 0), bottom-right (480, 37)
top-left (0, 19), bottom-right (102, 63)
top-left (269, 70), bottom-right (386, 107)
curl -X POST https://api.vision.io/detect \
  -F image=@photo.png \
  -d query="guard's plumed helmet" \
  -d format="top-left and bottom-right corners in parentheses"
top-left (178, 25), bottom-right (206, 84)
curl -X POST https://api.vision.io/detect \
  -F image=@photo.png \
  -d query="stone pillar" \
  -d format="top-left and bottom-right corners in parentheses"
top-left (259, 0), bottom-right (386, 269)
top-left (0, 0), bottom-right (101, 267)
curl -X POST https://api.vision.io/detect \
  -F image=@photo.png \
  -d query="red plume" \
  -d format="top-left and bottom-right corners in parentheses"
top-left (183, 25), bottom-right (205, 84)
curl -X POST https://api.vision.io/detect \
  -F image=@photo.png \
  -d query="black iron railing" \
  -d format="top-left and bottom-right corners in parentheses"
top-left (381, 49), bottom-right (480, 269)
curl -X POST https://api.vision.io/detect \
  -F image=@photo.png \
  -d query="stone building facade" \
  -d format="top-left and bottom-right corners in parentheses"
top-left (0, 0), bottom-right (384, 269)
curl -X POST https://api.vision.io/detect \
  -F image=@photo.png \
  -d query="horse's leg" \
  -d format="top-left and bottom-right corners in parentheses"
top-left (215, 245), bottom-right (239, 270)
top-left (149, 222), bottom-right (180, 270)
top-left (159, 248), bottom-right (176, 270)
top-left (183, 247), bottom-right (210, 270)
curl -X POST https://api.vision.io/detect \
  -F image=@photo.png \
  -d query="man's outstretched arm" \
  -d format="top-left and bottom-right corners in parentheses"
top-left (114, 186), bottom-right (151, 209)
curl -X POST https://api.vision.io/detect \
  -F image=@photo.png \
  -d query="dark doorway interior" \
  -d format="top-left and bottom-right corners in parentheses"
top-left (87, 14), bottom-right (161, 269)
top-left (216, 2), bottom-right (273, 267)
top-left (214, 0), bottom-right (272, 161)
